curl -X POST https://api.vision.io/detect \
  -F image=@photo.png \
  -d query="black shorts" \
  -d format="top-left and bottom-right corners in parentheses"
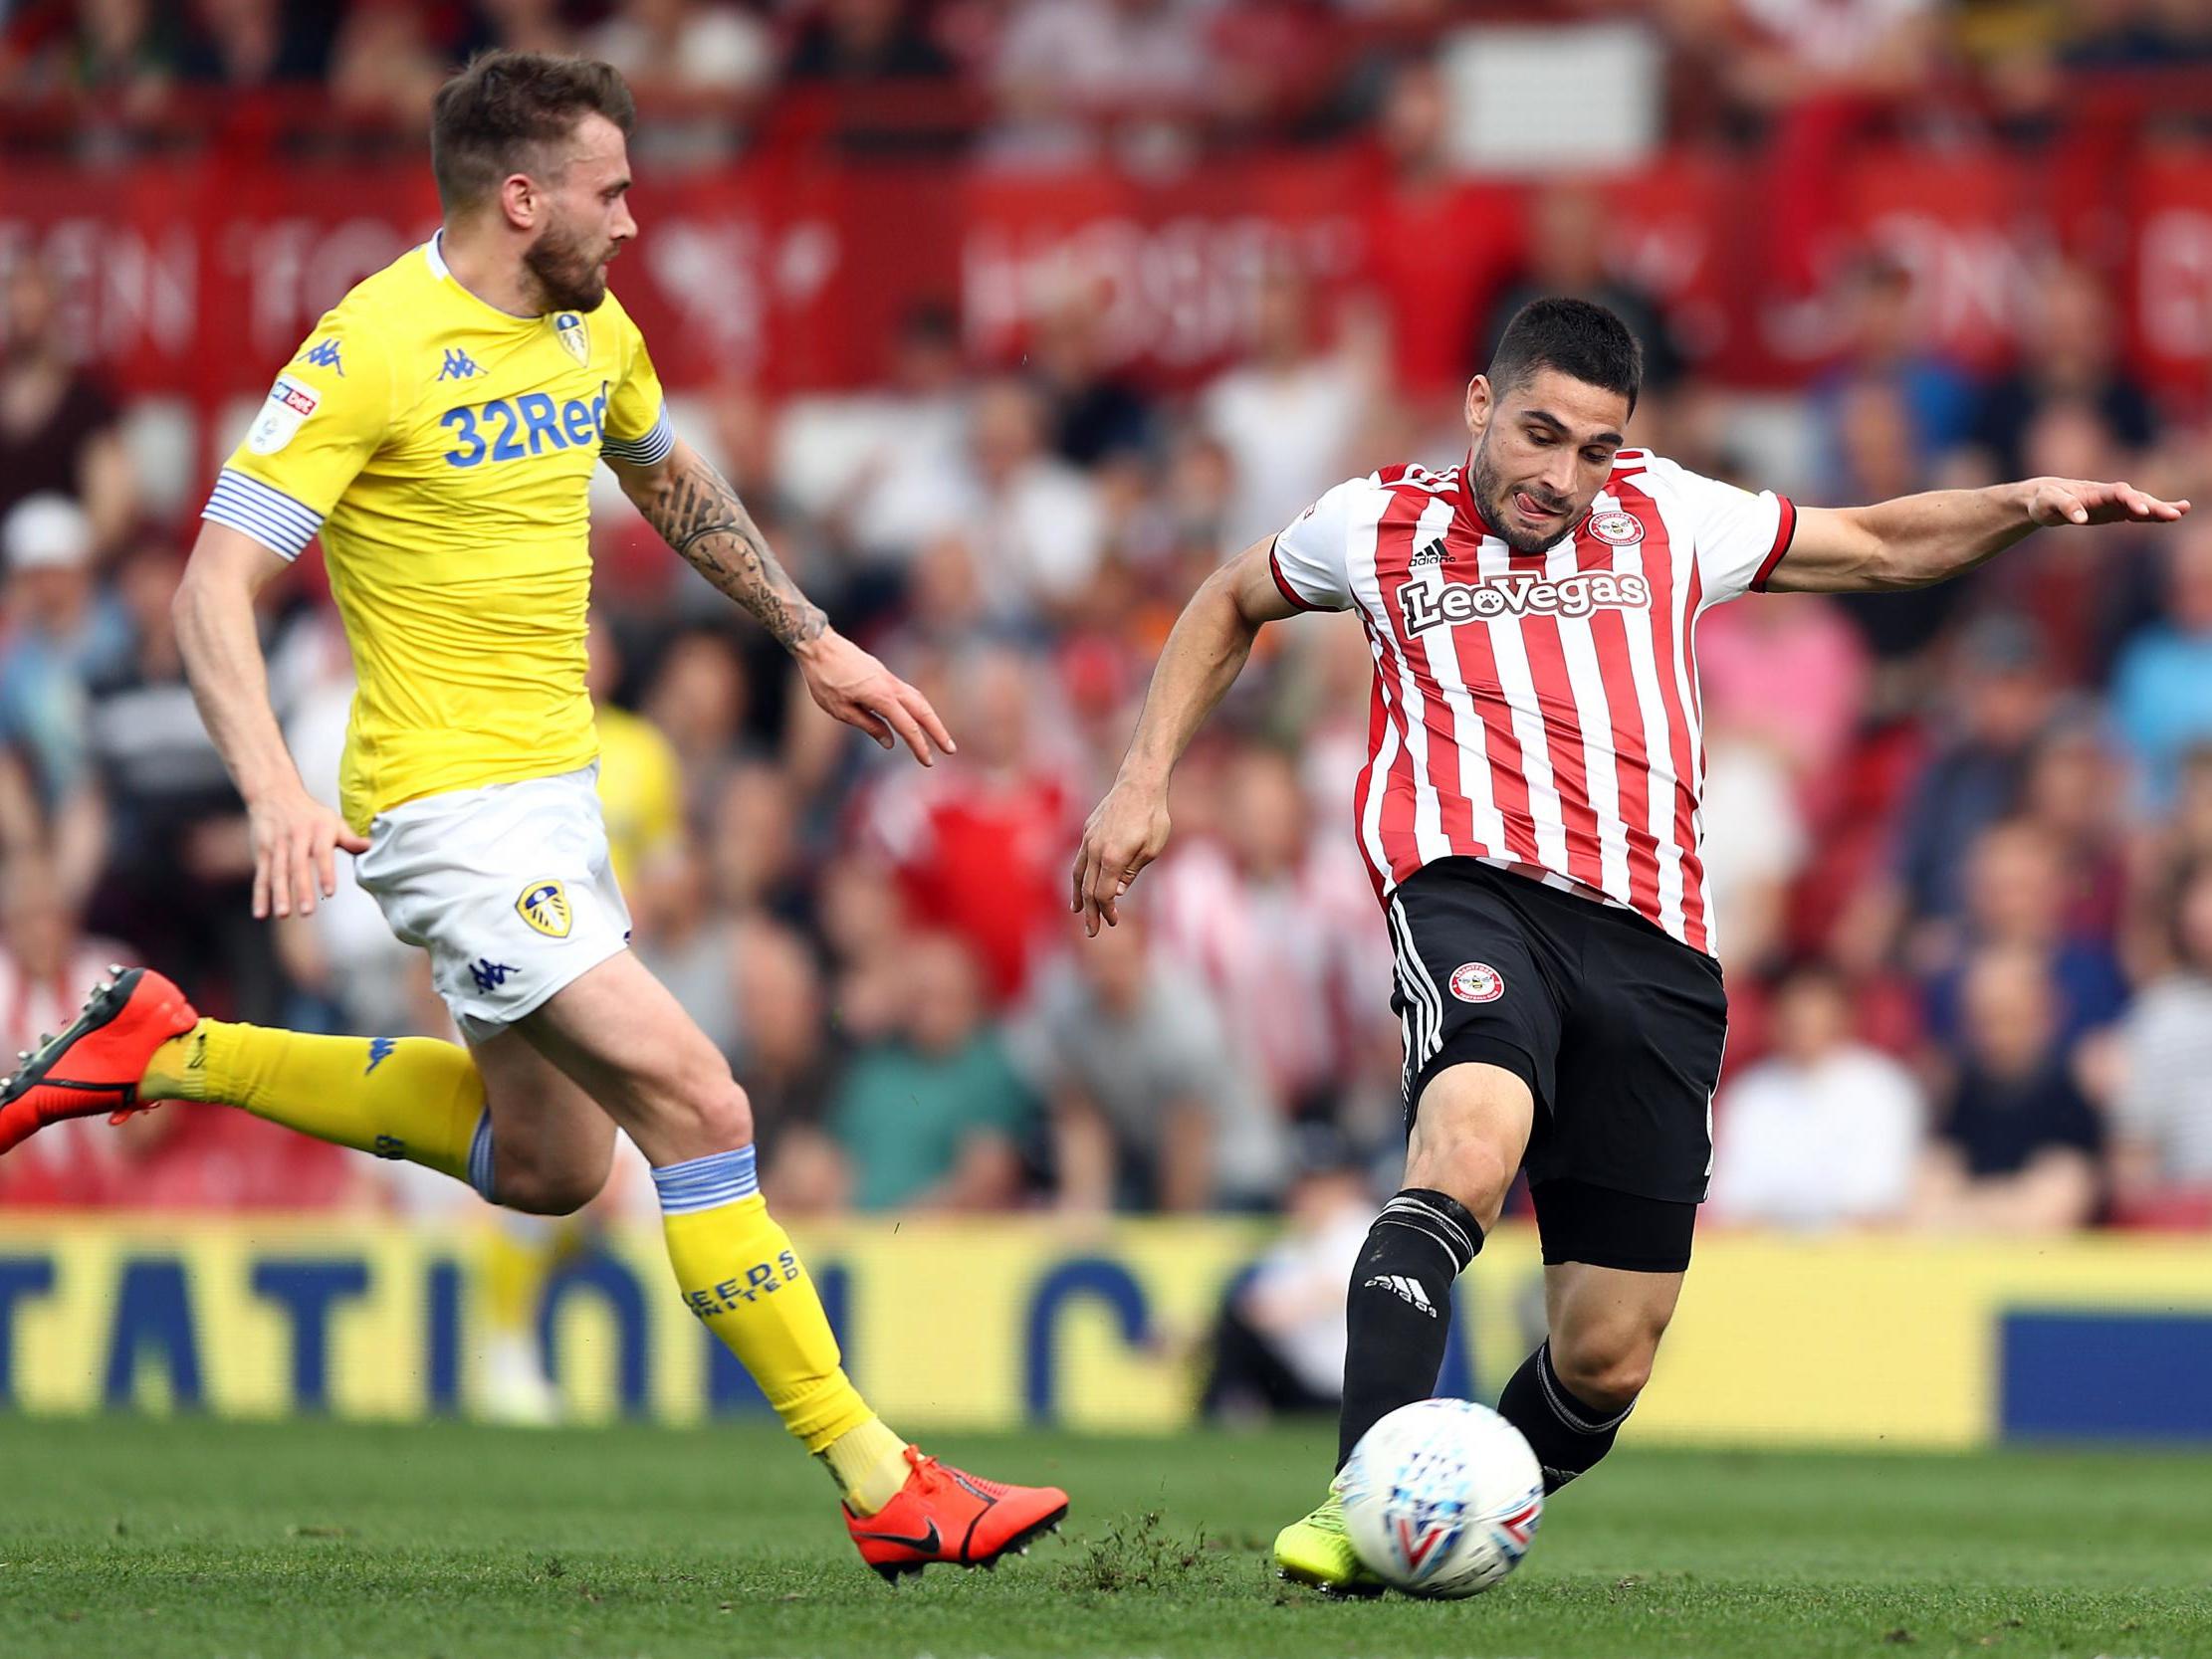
top-left (1385, 858), bottom-right (1728, 1272)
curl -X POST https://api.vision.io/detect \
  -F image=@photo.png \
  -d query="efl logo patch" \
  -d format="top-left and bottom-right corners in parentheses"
top-left (553, 311), bottom-right (589, 364)
top-left (1587, 509), bottom-right (1644, 545)
top-left (516, 879), bottom-right (572, 938)
top-left (247, 374), bottom-right (321, 455)
top-left (1449, 961), bottom-right (1504, 1003)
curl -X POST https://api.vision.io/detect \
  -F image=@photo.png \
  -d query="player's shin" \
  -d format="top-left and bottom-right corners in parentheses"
top-left (1336, 1187), bottom-right (1483, 1468)
top-left (140, 1022), bottom-right (492, 1191)
top-left (1494, 1339), bottom-right (1635, 1493)
top-left (652, 1147), bottom-right (910, 1514)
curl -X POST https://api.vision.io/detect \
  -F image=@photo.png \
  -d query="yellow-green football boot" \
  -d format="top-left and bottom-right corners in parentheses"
top-left (1273, 1489), bottom-right (1385, 1597)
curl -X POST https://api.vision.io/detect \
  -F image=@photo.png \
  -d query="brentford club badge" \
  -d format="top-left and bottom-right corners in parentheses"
top-left (1449, 962), bottom-right (1505, 1003)
top-left (1587, 510), bottom-right (1644, 546)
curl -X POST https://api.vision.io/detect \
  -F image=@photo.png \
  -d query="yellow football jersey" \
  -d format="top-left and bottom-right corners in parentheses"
top-left (206, 235), bottom-right (670, 832)
top-left (593, 702), bottom-right (683, 892)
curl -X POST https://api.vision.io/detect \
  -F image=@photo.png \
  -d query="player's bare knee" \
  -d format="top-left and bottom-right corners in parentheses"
top-left (1553, 1328), bottom-right (1657, 1409)
top-left (501, 1157), bottom-right (610, 1217)
top-left (683, 1078), bottom-right (755, 1153)
top-left (1404, 1136), bottom-right (1515, 1224)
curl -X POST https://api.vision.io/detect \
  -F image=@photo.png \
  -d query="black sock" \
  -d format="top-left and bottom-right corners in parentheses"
top-left (1495, 1340), bottom-right (1636, 1493)
top-left (1335, 1188), bottom-right (1482, 1468)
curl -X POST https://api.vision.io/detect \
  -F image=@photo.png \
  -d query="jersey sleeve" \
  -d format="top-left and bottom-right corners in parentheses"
top-left (601, 301), bottom-right (673, 467)
top-left (1268, 476), bottom-right (1365, 613)
top-left (1640, 455), bottom-right (1797, 606)
top-left (205, 311), bottom-right (394, 561)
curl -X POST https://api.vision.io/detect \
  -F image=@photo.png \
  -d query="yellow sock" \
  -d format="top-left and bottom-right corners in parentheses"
top-left (820, 1415), bottom-right (911, 1515)
top-left (141, 1020), bottom-right (489, 1190)
top-left (655, 1147), bottom-right (910, 1512)
top-left (482, 1215), bottom-right (552, 1339)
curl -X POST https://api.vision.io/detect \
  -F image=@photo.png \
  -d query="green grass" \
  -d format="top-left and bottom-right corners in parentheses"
top-left (1, 1417), bottom-right (2208, 1658)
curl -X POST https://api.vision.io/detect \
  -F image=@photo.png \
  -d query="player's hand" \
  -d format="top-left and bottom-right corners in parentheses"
top-left (1071, 776), bottom-right (1172, 936)
top-left (248, 785), bottom-right (369, 921)
top-left (2023, 478), bottom-right (2191, 528)
top-left (795, 630), bottom-right (955, 766)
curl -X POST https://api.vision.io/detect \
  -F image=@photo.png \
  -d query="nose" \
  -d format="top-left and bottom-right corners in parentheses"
top-left (613, 200), bottom-right (638, 243)
top-left (1539, 453), bottom-right (1578, 501)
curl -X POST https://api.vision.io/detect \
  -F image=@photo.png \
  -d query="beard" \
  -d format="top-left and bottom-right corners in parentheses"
top-left (1470, 439), bottom-right (1577, 555)
top-left (523, 218), bottom-right (611, 314)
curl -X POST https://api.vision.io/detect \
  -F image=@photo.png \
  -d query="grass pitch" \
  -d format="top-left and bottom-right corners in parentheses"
top-left (1, 1416), bottom-right (2208, 1658)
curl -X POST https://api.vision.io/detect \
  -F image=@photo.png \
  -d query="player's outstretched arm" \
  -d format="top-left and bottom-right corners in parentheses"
top-left (1071, 535), bottom-right (1299, 935)
top-left (1772, 478), bottom-right (2191, 594)
top-left (172, 520), bottom-right (369, 920)
top-left (608, 438), bottom-right (953, 766)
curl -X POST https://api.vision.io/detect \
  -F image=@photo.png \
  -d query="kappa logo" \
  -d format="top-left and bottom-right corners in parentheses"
top-left (364, 1036), bottom-right (397, 1075)
top-left (295, 338), bottom-right (343, 375)
top-left (437, 347), bottom-right (481, 380)
top-left (470, 959), bottom-right (518, 993)
top-left (1365, 1274), bottom-right (1438, 1317)
top-left (1587, 509), bottom-right (1644, 545)
top-left (1449, 961), bottom-right (1504, 1003)
top-left (516, 879), bottom-right (572, 938)
top-left (1398, 569), bottom-right (1651, 635)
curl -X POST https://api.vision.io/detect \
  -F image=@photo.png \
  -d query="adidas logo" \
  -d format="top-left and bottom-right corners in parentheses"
top-left (1408, 538), bottom-right (1448, 569)
top-left (1365, 1274), bottom-right (1438, 1317)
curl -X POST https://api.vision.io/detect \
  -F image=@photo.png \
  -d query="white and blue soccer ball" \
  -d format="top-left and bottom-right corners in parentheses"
top-left (1337, 1397), bottom-right (1544, 1599)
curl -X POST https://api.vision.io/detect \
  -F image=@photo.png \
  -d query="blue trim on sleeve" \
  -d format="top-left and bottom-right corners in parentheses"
top-left (201, 469), bottom-right (323, 561)
top-left (602, 408), bottom-right (674, 467)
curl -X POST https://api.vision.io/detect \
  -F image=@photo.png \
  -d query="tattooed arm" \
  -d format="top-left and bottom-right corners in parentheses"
top-left (608, 438), bottom-right (954, 765)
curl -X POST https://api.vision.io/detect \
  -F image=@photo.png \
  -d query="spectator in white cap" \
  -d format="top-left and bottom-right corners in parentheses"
top-left (0, 493), bottom-right (127, 812)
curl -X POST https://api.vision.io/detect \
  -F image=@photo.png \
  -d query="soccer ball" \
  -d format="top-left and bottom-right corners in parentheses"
top-left (1337, 1398), bottom-right (1544, 1598)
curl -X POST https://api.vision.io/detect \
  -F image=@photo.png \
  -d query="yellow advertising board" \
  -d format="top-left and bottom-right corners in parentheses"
top-left (1, 1216), bottom-right (2208, 1444)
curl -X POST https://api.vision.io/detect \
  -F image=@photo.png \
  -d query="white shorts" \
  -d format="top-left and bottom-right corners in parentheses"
top-left (354, 765), bottom-right (632, 1044)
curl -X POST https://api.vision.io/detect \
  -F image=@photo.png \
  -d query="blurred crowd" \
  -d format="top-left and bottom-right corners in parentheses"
top-left (4, 0), bottom-right (2212, 158)
top-left (4, 1), bottom-right (2212, 1264)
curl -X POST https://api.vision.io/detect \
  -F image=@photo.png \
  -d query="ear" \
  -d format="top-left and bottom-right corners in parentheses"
top-left (498, 172), bottom-right (539, 234)
top-left (1465, 374), bottom-right (1493, 438)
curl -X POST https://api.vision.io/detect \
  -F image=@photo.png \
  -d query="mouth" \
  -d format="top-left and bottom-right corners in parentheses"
top-left (1513, 491), bottom-right (1567, 523)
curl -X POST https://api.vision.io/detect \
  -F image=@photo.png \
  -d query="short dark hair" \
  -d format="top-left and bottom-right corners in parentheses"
top-left (1488, 297), bottom-right (1643, 416)
top-left (430, 51), bottom-right (636, 215)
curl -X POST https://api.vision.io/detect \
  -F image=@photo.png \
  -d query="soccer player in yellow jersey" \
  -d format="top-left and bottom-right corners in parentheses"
top-left (0, 50), bottom-right (1067, 1578)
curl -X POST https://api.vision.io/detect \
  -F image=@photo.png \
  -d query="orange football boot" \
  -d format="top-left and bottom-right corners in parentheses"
top-left (845, 1446), bottom-right (1069, 1582)
top-left (0, 966), bottom-right (199, 1155)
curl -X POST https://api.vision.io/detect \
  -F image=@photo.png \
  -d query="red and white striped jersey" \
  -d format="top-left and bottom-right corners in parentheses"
top-left (1268, 450), bottom-right (1797, 956)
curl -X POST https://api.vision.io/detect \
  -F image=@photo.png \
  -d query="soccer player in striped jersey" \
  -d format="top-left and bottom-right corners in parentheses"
top-left (1072, 297), bottom-right (2187, 1594)
top-left (0, 51), bottom-right (1066, 1578)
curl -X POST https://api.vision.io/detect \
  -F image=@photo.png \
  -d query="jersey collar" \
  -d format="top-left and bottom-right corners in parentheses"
top-left (420, 230), bottom-right (542, 328)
